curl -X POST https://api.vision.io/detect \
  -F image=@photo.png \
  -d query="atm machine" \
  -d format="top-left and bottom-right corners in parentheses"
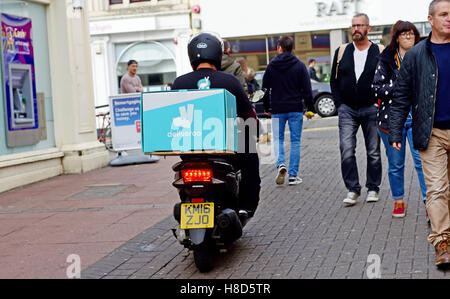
top-left (9, 63), bottom-right (35, 129)
top-left (1, 13), bottom-right (40, 147)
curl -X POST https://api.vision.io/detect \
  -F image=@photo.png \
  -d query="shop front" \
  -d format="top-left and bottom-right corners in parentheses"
top-left (89, 7), bottom-right (193, 108)
top-left (0, 0), bottom-right (109, 193)
top-left (198, 0), bottom-right (432, 82)
top-left (0, 1), bottom-right (55, 154)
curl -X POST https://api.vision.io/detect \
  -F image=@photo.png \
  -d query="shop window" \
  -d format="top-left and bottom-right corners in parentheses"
top-left (115, 41), bottom-right (176, 92)
top-left (312, 35), bottom-right (330, 49)
top-left (424, 22), bottom-right (432, 36)
top-left (229, 39), bottom-right (266, 54)
top-left (109, 0), bottom-right (123, 4)
top-left (223, 33), bottom-right (334, 82)
top-left (226, 36), bottom-right (296, 71)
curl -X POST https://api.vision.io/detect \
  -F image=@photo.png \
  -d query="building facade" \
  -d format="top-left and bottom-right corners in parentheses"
top-left (197, 0), bottom-right (432, 82)
top-left (0, 0), bottom-right (109, 193)
top-left (87, 0), bottom-right (195, 109)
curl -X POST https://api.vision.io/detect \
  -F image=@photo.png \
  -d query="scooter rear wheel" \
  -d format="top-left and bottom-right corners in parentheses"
top-left (193, 241), bottom-right (215, 273)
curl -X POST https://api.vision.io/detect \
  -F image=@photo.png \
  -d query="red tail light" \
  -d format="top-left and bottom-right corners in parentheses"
top-left (191, 198), bottom-right (205, 203)
top-left (181, 169), bottom-right (213, 183)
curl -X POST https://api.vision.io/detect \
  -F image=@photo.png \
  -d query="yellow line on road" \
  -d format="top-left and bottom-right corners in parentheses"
top-left (303, 126), bottom-right (338, 133)
top-left (259, 126), bottom-right (338, 141)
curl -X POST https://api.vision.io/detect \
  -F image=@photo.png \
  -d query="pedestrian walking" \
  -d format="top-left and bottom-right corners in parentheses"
top-left (372, 21), bottom-right (427, 218)
top-left (308, 59), bottom-right (321, 82)
top-left (389, 0), bottom-right (450, 269)
top-left (330, 13), bottom-right (384, 206)
top-left (246, 67), bottom-right (261, 96)
top-left (262, 36), bottom-right (315, 186)
top-left (236, 57), bottom-right (260, 96)
top-left (221, 39), bottom-right (248, 93)
top-left (120, 60), bottom-right (143, 94)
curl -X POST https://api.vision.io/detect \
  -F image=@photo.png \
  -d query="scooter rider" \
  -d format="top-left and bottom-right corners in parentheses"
top-left (171, 32), bottom-right (262, 219)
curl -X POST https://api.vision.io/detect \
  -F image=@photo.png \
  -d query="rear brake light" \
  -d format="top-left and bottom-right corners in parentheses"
top-left (181, 169), bottom-right (213, 183)
top-left (191, 198), bottom-right (205, 203)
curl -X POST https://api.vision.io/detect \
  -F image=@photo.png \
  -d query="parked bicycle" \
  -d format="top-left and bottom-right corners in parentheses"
top-left (95, 105), bottom-right (113, 151)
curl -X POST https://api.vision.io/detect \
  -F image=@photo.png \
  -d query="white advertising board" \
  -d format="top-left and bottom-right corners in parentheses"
top-left (109, 93), bottom-right (142, 151)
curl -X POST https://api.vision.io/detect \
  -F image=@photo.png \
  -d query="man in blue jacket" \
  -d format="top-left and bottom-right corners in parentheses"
top-left (390, 0), bottom-right (450, 269)
top-left (263, 36), bottom-right (315, 186)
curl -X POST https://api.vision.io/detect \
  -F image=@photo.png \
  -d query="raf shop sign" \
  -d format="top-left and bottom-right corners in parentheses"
top-left (316, 0), bottom-right (363, 17)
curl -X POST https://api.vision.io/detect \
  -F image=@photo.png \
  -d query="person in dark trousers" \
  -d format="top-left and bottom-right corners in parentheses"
top-left (262, 36), bottom-right (315, 186)
top-left (389, 0), bottom-right (450, 269)
top-left (308, 59), bottom-right (321, 82)
top-left (372, 21), bottom-right (427, 219)
top-left (330, 13), bottom-right (383, 206)
top-left (172, 33), bottom-right (261, 219)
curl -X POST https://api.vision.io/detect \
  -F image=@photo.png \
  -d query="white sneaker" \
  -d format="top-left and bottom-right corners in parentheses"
top-left (288, 176), bottom-right (303, 185)
top-left (276, 165), bottom-right (287, 185)
top-left (366, 191), bottom-right (379, 202)
top-left (343, 192), bottom-right (360, 206)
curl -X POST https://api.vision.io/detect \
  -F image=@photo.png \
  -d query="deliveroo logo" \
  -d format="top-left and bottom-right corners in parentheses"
top-left (197, 77), bottom-right (211, 90)
top-left (172, 104), bottom-right (194, 129)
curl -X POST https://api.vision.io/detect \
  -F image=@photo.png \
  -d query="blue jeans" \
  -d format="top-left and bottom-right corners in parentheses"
top-left (378, 123), bottom-right (427, 201)
top-left (338, 104), bottom-right (382, 194)
top-left (272, 112), bottom-right (303, 177)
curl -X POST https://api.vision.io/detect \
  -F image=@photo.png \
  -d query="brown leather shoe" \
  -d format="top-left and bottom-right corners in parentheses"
top-left (435, 240), bottom-right (450, 269)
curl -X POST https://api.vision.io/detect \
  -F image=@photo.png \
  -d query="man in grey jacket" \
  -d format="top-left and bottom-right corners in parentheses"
top-left (221, 40), bottom-right (248, 93)
top-left (120, 60), bottom-right (143, 94)
top-left (390, 0), bottom-right (450, 269)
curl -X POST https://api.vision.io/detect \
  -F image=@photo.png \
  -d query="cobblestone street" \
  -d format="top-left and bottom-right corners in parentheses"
top-left (82, 116), bottom-right (449, 279)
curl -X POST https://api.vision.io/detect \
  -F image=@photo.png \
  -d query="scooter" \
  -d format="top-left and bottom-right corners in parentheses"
top-left (171, 154), bottom-right (247, 272)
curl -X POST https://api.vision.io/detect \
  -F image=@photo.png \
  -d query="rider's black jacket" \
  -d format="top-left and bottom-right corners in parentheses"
top-left (172, 68), bottom-right (256, 120)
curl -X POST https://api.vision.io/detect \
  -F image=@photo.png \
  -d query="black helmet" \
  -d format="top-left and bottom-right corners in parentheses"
top-left (188, 32), bottom-right (224, 71)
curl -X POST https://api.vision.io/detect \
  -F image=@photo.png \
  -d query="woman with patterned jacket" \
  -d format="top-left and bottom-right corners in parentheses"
top-left (372, 21), bottom-right (427, 218)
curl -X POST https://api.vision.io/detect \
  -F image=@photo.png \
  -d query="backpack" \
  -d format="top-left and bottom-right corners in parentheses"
top-left (335, 43), bottom-right (385, 80)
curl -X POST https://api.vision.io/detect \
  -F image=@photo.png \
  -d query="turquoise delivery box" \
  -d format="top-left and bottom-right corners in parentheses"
top-left (141, 89), bottom-right (237, 154)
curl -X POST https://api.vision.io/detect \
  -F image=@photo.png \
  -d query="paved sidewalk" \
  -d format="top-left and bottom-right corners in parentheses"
top-left (1, 117), bottom-right (448, 279)
top-left (0, 153), bottom-right (180, 278)
top-left (82, 117), bottom-right (448, 279)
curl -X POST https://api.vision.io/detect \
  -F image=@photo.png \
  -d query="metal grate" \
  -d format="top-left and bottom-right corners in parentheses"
top-left (66, 184), bottom-right (133, 200)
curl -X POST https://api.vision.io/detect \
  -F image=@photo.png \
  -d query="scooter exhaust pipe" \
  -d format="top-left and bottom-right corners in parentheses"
top-left (216, 209), bottom-right (242, 243)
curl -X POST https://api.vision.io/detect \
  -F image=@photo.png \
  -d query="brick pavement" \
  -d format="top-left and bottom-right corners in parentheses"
top-left (0, 153), bottom-right (180, 278)
top-left (82, 117), bottom-right (449, 279)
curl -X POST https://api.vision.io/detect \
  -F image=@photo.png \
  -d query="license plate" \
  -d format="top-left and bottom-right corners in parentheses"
top-left (180, 202), bottom-right (214, 229)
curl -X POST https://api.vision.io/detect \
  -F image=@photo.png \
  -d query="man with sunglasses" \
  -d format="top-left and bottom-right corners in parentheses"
top-left (330, 13), bottom-right (383, 206)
